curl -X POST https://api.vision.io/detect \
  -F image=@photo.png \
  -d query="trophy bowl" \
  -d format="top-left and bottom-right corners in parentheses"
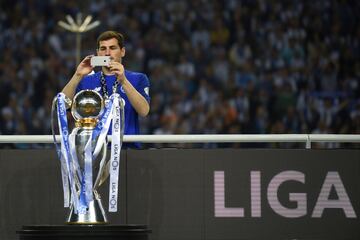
top-left (71, 90), bottom-right (104, 129)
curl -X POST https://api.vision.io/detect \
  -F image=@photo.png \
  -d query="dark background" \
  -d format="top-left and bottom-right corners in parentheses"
top-left (1, 149), bottom-right (359, 240)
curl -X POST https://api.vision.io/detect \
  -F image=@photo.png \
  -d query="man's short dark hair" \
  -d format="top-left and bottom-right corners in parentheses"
top-left (97, 31), bottom-right (124, 49)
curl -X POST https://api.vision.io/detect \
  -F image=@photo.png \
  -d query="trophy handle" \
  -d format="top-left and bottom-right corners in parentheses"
top-left (51, 95), bottom-right (72, 142)
top-left (96, 161), bottom-right (110, 188)
top-left (93, 141), bottom-right (109, 190)
top-left (51, 96), bottom-right (59, 144)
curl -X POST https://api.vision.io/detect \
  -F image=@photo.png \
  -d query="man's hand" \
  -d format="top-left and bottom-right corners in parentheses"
top-left (62, 55), bottom-right (94, 99)
top-left (75, 55), bottom-right (94, 77)
top-left (109, 61), bottom-right (126, 84)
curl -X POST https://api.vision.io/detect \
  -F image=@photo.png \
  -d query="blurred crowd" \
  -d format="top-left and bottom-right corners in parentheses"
top-left (0, 0), bottom-right (359, 149)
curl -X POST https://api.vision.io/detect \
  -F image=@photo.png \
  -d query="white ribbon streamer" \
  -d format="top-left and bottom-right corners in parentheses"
top-left (83, 135), bottom-right (93, 206)
top-left (57, 93), bottom-right (79, 211)
top-left (69, 128), bottom-right (82, 183)
top-left (59, 155), bottom-right (70, 207)
top-left (109, 96), bottom-right (122, 212)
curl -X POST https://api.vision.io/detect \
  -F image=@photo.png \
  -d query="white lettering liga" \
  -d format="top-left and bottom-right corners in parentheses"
top-left (214, 171), bottom-right (357, 218)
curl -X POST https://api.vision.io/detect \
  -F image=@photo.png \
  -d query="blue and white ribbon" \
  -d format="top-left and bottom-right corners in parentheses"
top-left (109, 96), bottom-right (122, 212)
top-left (51, 98), bottom-right (69, 208)
top-left (83, 136), bottom-right (93, 206)
top-left (69, 128), bottom-right (82, 183)
top-left (56, 93), bottom-right (79, 211)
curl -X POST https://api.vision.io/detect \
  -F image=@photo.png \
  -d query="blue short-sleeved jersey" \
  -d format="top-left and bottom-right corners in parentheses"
top-left (76, 70), bottom-right (150, 148)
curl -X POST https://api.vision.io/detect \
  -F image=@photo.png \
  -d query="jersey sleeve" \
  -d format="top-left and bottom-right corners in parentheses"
top-left (75, 73), bottom-right (94, 94)
top-left (137, 73), bottom-right (151, 103)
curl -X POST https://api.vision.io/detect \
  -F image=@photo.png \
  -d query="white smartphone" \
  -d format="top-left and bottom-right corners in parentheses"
top-left (90, 56), bottom-right (110, 67)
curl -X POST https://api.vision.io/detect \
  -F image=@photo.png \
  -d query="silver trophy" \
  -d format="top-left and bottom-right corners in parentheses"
top-left (68, 90), bottom-right (108, 224)
top-left (52, 90), bottom-right (122, 225)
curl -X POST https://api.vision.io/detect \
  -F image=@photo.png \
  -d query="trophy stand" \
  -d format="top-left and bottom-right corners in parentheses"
top-left (66, 197), bottom-right (107, 224)
top-left (17, 225), bottom-right (151, 240)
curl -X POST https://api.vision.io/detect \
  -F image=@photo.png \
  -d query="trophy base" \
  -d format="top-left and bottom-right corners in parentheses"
top-left (17, 225), bottom-right (151, 240)
top-left (66, 198), bottom-right (107, 224)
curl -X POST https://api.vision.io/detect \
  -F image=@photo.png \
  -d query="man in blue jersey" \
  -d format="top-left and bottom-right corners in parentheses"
top-left (62, 31), bottom-right (150, 148)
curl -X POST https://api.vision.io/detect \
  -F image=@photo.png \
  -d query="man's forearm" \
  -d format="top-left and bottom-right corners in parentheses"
top-left (62, 73), bottom-right (83, 100)
top-left (122, 79), bottom-right (150, 117)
